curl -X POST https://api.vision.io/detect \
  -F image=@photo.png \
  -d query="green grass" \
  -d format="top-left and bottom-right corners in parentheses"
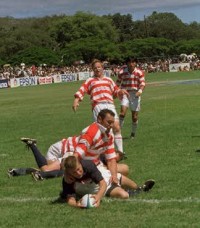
top-left (1, 71), bottom-right (200, 227)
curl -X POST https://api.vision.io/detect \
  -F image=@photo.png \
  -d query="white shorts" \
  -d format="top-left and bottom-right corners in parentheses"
top-left (74, 163), bottom-right (122, 196)
top-left (92, 103), bottom-right (119, 121)
top-left (46, 141), bottom-right (73, 163)
top-left (121, 91), bottom-right (141, 111)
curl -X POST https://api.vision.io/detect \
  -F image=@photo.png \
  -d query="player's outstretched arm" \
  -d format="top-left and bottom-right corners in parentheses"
top-left (72, 98), bottom-right (80, 112)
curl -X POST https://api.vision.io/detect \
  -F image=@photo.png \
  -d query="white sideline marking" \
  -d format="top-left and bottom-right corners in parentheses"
top-left (0, 197), bottom-right (53, 203)
top-left (0, 154), bottom-right (7, 157)
top-left (1, 197), bottom-right (200, 203)
top-left (103, 197), bottom-right (200, 203)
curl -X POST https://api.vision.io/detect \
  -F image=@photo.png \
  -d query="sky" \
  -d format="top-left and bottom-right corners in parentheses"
top-left (0, 0), bottom-right (200, 24)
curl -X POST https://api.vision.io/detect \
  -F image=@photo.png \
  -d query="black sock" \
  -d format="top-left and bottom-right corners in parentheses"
top-left (11, 167), bottom-right (39, 176)
top-left (40, 170), bottom-right (64, 179)
top-left (29, 144), bottom-right (47, 168)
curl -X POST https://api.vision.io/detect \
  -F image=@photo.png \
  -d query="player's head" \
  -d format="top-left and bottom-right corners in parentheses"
top-left (125, 56), bottom-right (138, 63)
top-left (125, 57), bottom-right (138, 70)
top-left (97, 109), bottom-right (115, 132)
top-left (91, 59), bottom-right (104, 76)
top-left (63, 155), bottom-right (83, 179)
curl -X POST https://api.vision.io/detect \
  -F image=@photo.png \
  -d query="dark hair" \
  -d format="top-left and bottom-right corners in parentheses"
top-left (98, 109), bottom-right (115, 120)
top-left (125, 57), bottom-right (138, 63)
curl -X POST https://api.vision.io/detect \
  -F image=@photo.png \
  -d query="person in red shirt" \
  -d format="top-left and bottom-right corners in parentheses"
top-left (8, 109), bottom-right (128, 180)
top-left (116, 57), bottom-right (145, 139)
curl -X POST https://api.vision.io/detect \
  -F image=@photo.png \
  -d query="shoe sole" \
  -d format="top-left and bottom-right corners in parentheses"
top-left (7, 169), bottom-right (14, 178)
top-left (31, 172), bottom-right (39, 181)
top-left (143, 179), bottom-right (155, 192)
top-left (21, 137), bottom-right (37, 144)
top-left (31, 172), bottom-right (43, 181)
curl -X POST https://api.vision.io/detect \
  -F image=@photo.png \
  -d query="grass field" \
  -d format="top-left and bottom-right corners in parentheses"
top-left (1, 71), bottom-right (200, 227)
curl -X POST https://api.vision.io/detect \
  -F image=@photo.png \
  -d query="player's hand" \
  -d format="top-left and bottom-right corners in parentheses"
top-left (135, 91), bottom-right (142, 97)
top-left (72, 98), bottom-right (79, 112)
top-left (117, 89), bottom-right (130, 100)
top-left (92, 194), bottom-right (100, 207)
top-left (110, 175), bottom-right (119, 185)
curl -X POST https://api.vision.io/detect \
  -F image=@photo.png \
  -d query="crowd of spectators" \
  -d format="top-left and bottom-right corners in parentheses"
top-left (0, 55), bottom-right (200, 80)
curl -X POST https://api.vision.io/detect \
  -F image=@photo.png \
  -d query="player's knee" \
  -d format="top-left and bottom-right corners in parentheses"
top-left (121, 164), bottom-right (129, 176)
top-left (119, 190), bottom-right (129, 199)
top-left (117, 164), bottom-right (129, 176)
top-left (119, 114), bottom-right (125, 119)
top-left (132, 117), bottom-right (138, 123)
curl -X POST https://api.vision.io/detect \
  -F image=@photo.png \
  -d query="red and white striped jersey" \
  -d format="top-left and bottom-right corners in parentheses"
top-left (61, 122), bottom-right (116, 164)
top-left (74, 76), bottom-right (120, 109)
top-left (61, 136), bottom-right (80, 156)
top-left (116, 66), bottom-right (145, 91)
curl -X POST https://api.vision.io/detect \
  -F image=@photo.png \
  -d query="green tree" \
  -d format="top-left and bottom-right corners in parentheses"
top-left (173, 39), bottom-right (200, 55)
top-left (119, 38), bottom-right (174, 59)
top-left (10, 47), bottom-right (60, 66)
top-left (51, 12), bottom-right (118, 48)
top-left (61, 37), bottom-right (121, 65)
top-left (105, 13), bottom-right (134, 42)
top-left (146, 12), bottom-right (187, 41)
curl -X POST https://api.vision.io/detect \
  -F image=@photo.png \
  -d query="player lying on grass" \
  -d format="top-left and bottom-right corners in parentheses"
top-left (59, 155), bottom-right (155, 208)
top-left (8, 137), bottom-right (127, 180)
top-left (8, 109), bottom-right (128, 180)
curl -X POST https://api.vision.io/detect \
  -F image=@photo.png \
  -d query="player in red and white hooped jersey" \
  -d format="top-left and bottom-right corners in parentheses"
top-left (58, 123), bottom-right (116, 167)
top-left (116, 57), bottom-right (145, 139)
top-left (63, 109), bottom-right (119, 184)
top-left (72, 59), bottom-right (129, 156)
top-left (13, 109), bottom-right (127, 182)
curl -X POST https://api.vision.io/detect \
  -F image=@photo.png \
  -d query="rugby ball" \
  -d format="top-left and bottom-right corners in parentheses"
top-left (80, 194), bottom-right (96, 208)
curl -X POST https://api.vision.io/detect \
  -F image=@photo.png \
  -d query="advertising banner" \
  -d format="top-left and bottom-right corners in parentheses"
top-left (169, 63), bottom-right (190, 72)
top-left (78, 72), bottom-right (91, 81)
top-left (38, 76), bottom-right (53, 85)
top-left (52, 74), bottom-right (62, 83)
top-left (0, 79), bottom-right (9, 89)
top-left (10, 77), bottom-right (38, 88)
top-left (60, 73), bottom-right (77, 82)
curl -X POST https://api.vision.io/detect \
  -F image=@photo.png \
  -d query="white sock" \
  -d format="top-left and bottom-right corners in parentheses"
top-left (119, 116), bottom-right (125, 128)
top-left (114, 133), bottom-right (123, 153)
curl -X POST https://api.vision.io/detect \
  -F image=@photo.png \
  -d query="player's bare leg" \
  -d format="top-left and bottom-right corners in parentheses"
top-left (119, 105), bottom-right (128, 128)
top-left (131, 111), bottom-right (139, 139)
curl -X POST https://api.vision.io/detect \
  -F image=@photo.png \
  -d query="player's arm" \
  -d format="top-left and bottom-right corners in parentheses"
top-left (135, 85), bottom-right (145, 97)
top-left (72, 82), bottom-right (88, 112)
top-left (67, 196), bottom-right (82, 208)
top-left (107, 158), bottom-right (118, 184)
top-left (111, 79), bottom-right (129, 100)
top-left (136, 71), bottom-right (145, 97)
top-left (94, 179), bottom-right (107, 207)
top-left (62, 178), bottom-right (82, 208)
top-left (117, 88), bottom-right (130, 99)
top-left (72, 97), bottom-right (80, 112)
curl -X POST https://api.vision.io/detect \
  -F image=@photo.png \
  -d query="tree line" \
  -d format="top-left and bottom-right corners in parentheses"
top-left (0, 11), bottom-right (200, 66)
